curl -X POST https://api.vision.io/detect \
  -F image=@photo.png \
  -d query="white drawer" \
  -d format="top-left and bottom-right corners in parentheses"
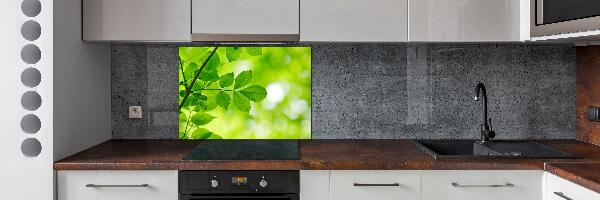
top-left (422, 170), bottom-right (543, 200)
top-left (330, 170), bottom-right (421, 200)
top-left (545, 172), bottom-right (600, 200)
top-left (57, 170), bottom-right (178, 200)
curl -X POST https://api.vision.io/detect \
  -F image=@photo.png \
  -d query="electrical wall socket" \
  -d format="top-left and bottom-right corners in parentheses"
top-left (128, 106), bottom-right (143, 119)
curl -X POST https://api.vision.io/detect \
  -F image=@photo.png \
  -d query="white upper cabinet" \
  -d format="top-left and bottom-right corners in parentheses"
top-left (409, 0), bottom-right (530, 42)
top-left (300, 0), bottom-right (408, 42)
top-left (82, 0), bottom-right (191, 41)
top-left (191, 0), bottom-right (299, 41)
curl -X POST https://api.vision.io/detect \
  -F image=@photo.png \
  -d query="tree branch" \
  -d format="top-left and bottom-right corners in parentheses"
top-left (179, 47), bottom-right (219, 109)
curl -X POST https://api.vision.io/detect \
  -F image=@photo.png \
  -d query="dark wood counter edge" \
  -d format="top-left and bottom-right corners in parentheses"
top-left (54, 139), bottom-right (600, 170)
top-left (545, 162), bottom-right (600, 194)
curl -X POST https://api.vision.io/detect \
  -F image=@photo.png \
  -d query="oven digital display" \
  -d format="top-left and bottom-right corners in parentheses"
top-left (232, 176), bottom-right (248, 185)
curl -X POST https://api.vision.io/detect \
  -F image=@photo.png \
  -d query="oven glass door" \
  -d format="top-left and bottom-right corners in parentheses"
top-left (538, 0), bottom-right (600, 25)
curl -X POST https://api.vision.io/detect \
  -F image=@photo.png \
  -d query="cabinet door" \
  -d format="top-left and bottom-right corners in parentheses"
top-left (82, 0), bottom-right (191, 41)
top-left (546, 172), bottom-right (600, 200)
top-left (409, 0), bottom-right (529, 42)
top-left (57, 170), bottom-right (178, 200)
top-left (421, 170), bottom-right (543, 200)
top-left (330, 170), bottom-right (420, 200)
top-left (300, 0), bottom-right (408, 42)
top-left (191, 0), bottom-right (299, 41)
top-left (300, 170), bottom-right (330, 200)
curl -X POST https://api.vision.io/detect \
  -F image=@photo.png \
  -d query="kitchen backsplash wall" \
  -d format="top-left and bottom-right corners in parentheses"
top-left (112, 44), bottom-right (576, 139)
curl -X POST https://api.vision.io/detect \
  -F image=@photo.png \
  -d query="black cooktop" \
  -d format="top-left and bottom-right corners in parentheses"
top-left (183, 140), bottom-right (300, 160)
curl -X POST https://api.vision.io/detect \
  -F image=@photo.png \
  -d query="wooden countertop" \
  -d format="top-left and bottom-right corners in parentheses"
top-left (545, 162), bottom-right (600, 194)
top-left (54, 139), bottom-right (600, 170)
top-left (55, 139), bottom-right (600, 194)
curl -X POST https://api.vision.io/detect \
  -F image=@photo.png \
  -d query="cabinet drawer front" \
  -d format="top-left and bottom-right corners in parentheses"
top-left (192, 0), bottom-right (299, 35)
top-left (422, 170), bottom-right (542, 200)
top-left (57, 170), bottom-right (178, 200)
top-left (330, 170), bottom-right (421, 200)
top-left (546, 173), bottom-right (600, 200)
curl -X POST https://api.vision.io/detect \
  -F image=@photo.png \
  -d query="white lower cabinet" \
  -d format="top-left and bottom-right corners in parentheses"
top-left (422, 170), bottom-right (543, 200)
top-left (330, 170), bottom-right (421, 200)
top-left (545, 172), bottom-right (600, 200)
top-left (300, 170), bottom-right (331, 200)
top-left (57, 170), bottom-right (178, 200)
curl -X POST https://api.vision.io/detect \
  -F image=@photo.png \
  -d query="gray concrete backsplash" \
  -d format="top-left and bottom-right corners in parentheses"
top-left (112, 44), bottom-right (576, 139)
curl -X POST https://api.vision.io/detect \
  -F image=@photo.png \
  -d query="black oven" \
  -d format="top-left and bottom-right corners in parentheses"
top-left (179, 171), bottom-right (299, 200)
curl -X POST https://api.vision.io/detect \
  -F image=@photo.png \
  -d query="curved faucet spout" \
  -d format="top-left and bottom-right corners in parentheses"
top-left (474, 82), bottom-right (494, 142)
top-left (474, 83), bottom-right (488, 129)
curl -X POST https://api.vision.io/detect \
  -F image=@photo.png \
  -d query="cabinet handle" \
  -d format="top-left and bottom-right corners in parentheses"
top-left (353, 183), bottom-right (400, 187)
top-left (553, 192), bottom-right (573, 200)
top-left (85, 184), bottom-right (149, 188)
top-left (451, 182), bottom-right (514, 188)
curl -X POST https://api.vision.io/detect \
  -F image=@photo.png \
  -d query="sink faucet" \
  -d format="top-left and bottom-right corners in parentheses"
top-left (474, 83), bottom-right (495, 143)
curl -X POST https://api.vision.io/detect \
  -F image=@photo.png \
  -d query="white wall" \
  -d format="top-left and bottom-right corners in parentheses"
top-left (0, 0), bottom-right (54, 199)
top-left (53, 0), bottom-right (111, 161)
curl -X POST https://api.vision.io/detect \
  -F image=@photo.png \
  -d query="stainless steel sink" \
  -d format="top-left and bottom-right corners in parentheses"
top-left (413, 140), bottom-right (576, 159)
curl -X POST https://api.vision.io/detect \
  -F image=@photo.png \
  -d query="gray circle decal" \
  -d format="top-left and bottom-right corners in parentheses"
top-left (21, 44), bottom-right (41, 64)
top-left (21, 114), bottom-right (41, 134)
top-left (21, 68), bottom-right (41, 88)
top-left (21, 20), bottom-right (41, 41)
top-left (21, 0), bottom-right (41, 17)
top-left (21, 91), bottom-right (42, 111)
top-left (21, 138), bottom-right (42, 157)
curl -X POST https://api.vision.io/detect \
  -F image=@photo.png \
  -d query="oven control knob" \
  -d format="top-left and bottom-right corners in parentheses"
top-left (210, 179), bottom-right (219, 188)
top-left (259, 179), bottom-right (268, 188)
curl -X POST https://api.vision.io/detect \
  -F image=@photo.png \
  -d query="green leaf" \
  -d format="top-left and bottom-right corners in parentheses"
top-left (179, 132), bottom-right (187, 139)
top-left (232, 91), bottom-right (250, 112)
top-left (191, 128), bottom-right (213, 139)
top-left (185, 95), bottom-right (199, 107)
top-left (245, 47), bottom-right (262, 56)
top-left (191, 112), bottom-right (215, 126)
top-left (195, 98), bottom-right (217, 112)
top-left (179, 47), bottom-right (208, 61)
top-left (234, 70), bottom-right (252, 89)
top-left (226, 47), bottom-right (242, 62)
top-left (193, 93), bottom-right (208, 101)
top-left (239, 85), bottom-right (267, 101)
top-left (207, 133), bottom-right (223, 139)
top-left (179, 90), bottom-right (186, 97)
top-left (219, 73), bottom-right (234, 88)
top-left (215, 91), bottom-right (231, 109)
top-left (200, 70), bottom-right (219, 82)
top-left (205, 53), bottom-right (221, 72)
top-left (199, 53), bottom-right (221, 82)
top-left (178, 112), bottom-right (187, 124)
top-left (183, 62), bottom-right (198, 82)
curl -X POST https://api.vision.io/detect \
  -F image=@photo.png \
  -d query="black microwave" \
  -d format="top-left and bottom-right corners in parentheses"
top-left (532, 0), bottom-right (600, 37)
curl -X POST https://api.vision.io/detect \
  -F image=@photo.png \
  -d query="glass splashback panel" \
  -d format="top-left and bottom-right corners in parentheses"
top-left (178, 47), bottom-right (311, 139)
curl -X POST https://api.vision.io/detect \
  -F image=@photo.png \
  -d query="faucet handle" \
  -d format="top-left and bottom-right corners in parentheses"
top-left (488, 118), bottom-right (496, 139)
